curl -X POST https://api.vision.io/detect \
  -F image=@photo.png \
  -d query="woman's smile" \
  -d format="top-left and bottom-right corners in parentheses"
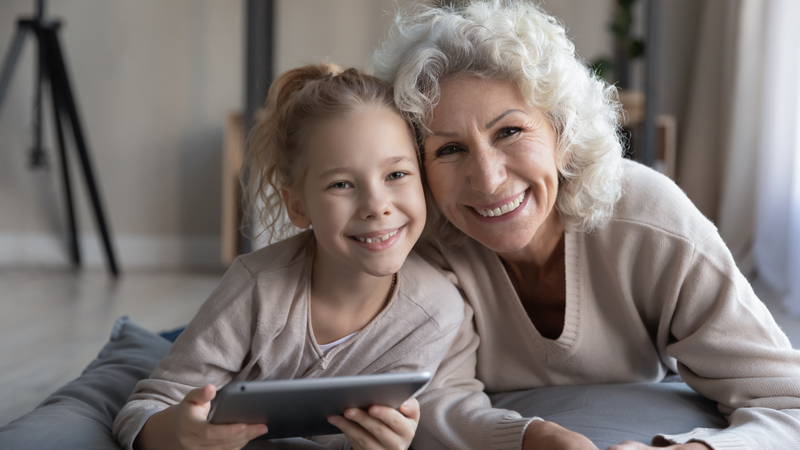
top-left (468, 189), bottom-right (529, 220)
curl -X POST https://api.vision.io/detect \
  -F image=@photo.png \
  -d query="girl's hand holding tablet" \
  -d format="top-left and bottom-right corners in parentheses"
top-left (135, 385), bottom-right (267, 450)
top-left (328, 398), bottom-right (419, 450)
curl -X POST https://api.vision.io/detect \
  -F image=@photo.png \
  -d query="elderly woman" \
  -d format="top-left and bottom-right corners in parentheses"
top-left (371, 2), bottom-right (800, 450)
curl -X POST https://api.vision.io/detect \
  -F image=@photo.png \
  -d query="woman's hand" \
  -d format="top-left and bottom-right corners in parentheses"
top-left (134, 384), bottom-right (268, 450)
top-left (327, 397), bottom-right (420, 450)
top-left (522, 420), bottom-right (599, 450)
top-left (607, 442), bottom-right (711, 450)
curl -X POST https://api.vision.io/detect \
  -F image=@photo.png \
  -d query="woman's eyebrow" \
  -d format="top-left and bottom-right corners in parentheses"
top-left (485, 109), bottom-right (524, 129)
top-left (429, 109), bottom-right (525, 137)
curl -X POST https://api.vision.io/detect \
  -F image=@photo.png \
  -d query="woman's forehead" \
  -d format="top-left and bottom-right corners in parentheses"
top-left (430, 78), bottom-right (543, 128)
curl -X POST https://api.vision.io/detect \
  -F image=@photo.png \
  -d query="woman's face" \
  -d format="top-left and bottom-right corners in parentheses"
top-left (423, 77), bottom-right (560, 255)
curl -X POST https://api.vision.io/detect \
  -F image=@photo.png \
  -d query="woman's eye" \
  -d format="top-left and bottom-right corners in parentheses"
top-left (435, 144), bottom-right (464, 157)
top-left (329, 181), bottom-right (351, 189)
top-left (497, 127), bottom-right (521, 139)
top-left (386, 171), bottom-right (406, 181)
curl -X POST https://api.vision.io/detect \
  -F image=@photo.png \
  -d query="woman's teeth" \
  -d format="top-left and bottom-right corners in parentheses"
top-left (355, 229), bottom-right (399, 244)
top-left (474, 192), bottom-right (525, 218)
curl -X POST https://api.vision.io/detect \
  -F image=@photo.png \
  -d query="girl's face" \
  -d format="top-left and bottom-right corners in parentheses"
top-left (285, 106), bottom-right (426, 278)
top-left (423, 77), bottom-right (560, 255)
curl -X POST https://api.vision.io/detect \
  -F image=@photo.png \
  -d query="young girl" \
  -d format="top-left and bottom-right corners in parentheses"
top-left (112, 64), bottom-right (464, 450)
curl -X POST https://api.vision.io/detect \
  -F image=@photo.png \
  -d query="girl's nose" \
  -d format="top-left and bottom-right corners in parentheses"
top-left (359, 186), bottom-right (392, 220)
top-left (467, 144), bottom-right (508, 195)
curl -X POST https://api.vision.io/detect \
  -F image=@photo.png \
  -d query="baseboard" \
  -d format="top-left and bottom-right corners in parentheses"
top-left (0, 232), bottom-right (222, 270)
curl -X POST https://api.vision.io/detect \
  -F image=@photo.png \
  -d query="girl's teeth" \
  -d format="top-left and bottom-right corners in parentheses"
top-left (355, 229), bottom-right (399, 243)
top-left (475, 192), bottom-right (525, 218)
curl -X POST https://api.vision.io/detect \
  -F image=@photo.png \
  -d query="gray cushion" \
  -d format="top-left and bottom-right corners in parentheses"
top-left (491, 382), bottom-right (727, 448)
top-left (0, 317), bottom-right (328, 450)
top-left (0, 316), bottom-right (171, 449)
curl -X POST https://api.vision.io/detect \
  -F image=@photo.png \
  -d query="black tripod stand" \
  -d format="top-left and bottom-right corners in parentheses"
top-left (0, 0), bottom-right (119, 276)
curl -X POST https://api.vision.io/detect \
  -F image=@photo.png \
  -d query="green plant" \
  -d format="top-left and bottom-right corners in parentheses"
top-left (591, 0), bottom-right (645, 88)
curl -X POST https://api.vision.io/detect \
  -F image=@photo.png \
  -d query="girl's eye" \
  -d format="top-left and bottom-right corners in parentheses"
top-left (497, 127), bottom-right (521, 139)
top-left (435, 144), bottom-right (464, 158)
top-left (329, 181), bottom-right (351, 189)
top-left (386, 171), bottom-right (406, 181)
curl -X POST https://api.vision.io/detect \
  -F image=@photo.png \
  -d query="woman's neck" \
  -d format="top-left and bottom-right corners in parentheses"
top-left (308, 244), bottom-right (395, 345)
top-left (497, 210), bottom-right (567, 339)
top-left (498, 207), bottom-right (565, 269)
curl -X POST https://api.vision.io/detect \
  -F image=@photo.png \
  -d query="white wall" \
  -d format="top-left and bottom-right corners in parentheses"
top-left (275, 0), bottom-right (417, 74)
top-left (0, 0), bottom-right (243, 269)
top-left (541, 0), bottom-right (615, 64)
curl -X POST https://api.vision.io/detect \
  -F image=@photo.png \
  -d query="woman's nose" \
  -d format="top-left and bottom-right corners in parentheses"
top-left (359, 186), bottom-right (392, 220)
top-left (467, 145), bottom-right (508, 195)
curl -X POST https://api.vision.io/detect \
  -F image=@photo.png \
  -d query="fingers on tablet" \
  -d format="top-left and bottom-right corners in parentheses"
top-left (397, 397), bottom-right (420, 422)
top-left (185, 384), bottom-right (216, 406)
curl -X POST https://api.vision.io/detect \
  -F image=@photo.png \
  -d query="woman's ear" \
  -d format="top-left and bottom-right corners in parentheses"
top-left (281, 186), bottom-right (312, 229)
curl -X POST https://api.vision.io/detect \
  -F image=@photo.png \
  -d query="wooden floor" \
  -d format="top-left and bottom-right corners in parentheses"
top-left (1, 268), bottom-right (799, 429)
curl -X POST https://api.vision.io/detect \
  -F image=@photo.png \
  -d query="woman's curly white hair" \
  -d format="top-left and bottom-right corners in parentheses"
top-left (372, 0), bottom-right (624, 237)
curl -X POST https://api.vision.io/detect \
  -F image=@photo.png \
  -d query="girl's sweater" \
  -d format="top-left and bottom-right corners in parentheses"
top-left (414, 160), bottom-right (800, 450)
top-left (112, 230), bottom-right (464, 450)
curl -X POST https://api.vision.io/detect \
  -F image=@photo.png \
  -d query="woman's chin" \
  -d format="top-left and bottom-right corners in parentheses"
top-left (468, 229), bottom-right (533, 255)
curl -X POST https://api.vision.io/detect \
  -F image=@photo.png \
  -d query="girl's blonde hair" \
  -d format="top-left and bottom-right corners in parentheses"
top-left (243, 63), bottom-right (408, 241)
top-left (372, 1), bottom-right (624, 243)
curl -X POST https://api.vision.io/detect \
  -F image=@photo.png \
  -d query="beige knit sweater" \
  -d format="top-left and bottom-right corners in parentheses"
top-left (413, 160), bottom-right (800, 450)
top-left (112, 230), bottom-right (464, 450)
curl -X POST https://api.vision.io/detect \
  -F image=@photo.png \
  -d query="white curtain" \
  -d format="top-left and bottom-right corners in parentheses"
top-left (678, 0), bottom-right (800, 315)
top-left (753, 0), bottom-right (800, 316)
top-left (678, 0), bottom-right (766, 276)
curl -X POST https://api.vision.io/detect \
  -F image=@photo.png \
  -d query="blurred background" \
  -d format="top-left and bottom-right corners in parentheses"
top-left (0, 0), bottom-right (702, 273)
top-left (0, 0), bottom-right (798, 428)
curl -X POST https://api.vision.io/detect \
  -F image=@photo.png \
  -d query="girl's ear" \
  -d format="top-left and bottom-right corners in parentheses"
top-left (281, 186), bottom-right (312, 229)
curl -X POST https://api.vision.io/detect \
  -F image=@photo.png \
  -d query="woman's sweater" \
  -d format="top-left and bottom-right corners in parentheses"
top-left (414, 160), bottom-right (800, 450)
top-left (112, 230), bottom-right (464, 450)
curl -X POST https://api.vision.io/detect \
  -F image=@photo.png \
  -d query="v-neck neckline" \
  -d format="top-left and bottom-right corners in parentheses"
top-left (302, 237), bottom-right (403, 361)
top-left (490, 230), bottom-right (583, 362)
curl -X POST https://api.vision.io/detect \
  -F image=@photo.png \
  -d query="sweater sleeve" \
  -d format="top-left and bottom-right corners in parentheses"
top-left (413, 300), bottom-right (540, 450)
top-left (112, 258), bottom-right (260, 450)
top-left (655, 231), bottom-right (800, 450)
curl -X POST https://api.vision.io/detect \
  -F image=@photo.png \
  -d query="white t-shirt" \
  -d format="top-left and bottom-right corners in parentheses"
top-left (318, 331), bottom-right (359, 355)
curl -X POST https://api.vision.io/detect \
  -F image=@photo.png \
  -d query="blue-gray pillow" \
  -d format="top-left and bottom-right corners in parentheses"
top-left (0, 317), bottom-right (330, 450)
top-left (0, 316), bottom-right (171, 450)
top-left (490, 382), bottom-right (727, 448)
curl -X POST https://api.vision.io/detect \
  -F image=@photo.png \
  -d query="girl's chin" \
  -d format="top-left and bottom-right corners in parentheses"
top-left (359, 261), bottom-right (405, 278)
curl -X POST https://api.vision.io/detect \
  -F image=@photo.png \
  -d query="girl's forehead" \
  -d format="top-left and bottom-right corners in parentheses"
top-left (303, 107), bottom-right (418, 174)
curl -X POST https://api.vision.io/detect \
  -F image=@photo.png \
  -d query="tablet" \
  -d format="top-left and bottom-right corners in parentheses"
top-left (207, 371), bottom-right (432, 440)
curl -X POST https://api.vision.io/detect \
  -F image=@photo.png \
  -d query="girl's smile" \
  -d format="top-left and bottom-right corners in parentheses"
top-left (348, 225), bottom-right (405, 249)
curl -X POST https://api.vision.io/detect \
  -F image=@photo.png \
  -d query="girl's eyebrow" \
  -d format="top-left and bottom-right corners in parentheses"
top-left (384, 155), bottom-right (416, 165)
top-left (318, 156), bottom-right (416, 178)
top-left (430, 109), bottom-right (525, 137)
